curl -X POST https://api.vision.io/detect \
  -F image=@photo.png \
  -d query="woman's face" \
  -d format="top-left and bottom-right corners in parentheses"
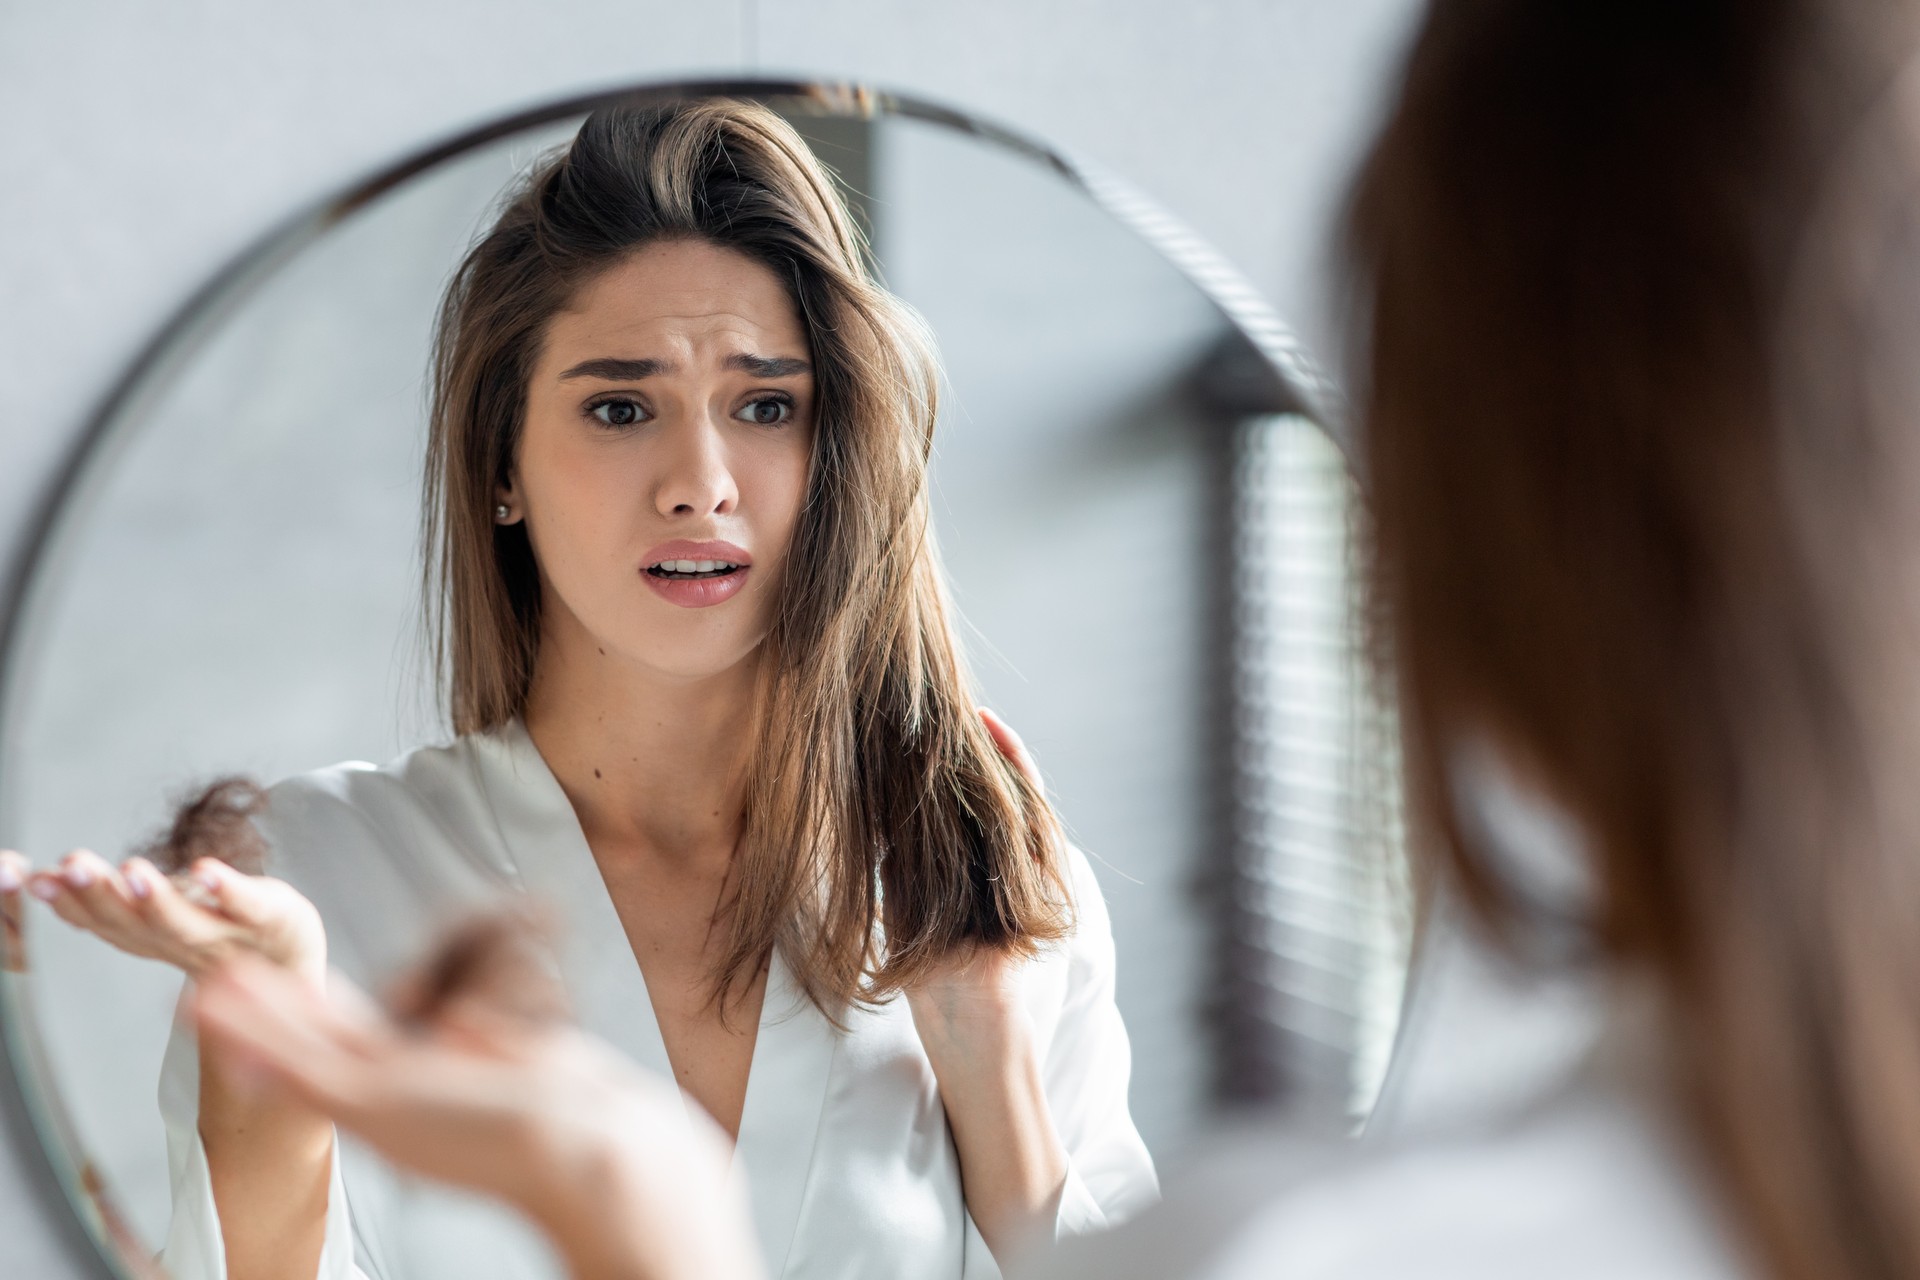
top-left (509, 239), bottom-right (816, 683)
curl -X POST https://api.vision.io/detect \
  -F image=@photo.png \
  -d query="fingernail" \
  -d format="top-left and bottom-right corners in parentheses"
top-left (30, 880), bottom-right (58, 902)
top-left (0, 865), bottom-right (19, 893)
top-left (194, 867), bottom-right (221, 894)
top-left (63, 864), bottom-right (93, 889)
top-left (124, 864), bottom-right (151, 899)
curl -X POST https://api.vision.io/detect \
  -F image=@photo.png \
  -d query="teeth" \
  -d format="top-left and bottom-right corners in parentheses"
top-left (652, 559), bottom-right (743, 575)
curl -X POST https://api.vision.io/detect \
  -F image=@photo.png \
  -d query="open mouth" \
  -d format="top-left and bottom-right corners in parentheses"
top-left (645, 559), bottom-right (745, 580)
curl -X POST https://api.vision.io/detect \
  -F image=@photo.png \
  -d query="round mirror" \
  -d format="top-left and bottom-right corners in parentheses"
top-left (0, 79), bottom-right (1408, 1280)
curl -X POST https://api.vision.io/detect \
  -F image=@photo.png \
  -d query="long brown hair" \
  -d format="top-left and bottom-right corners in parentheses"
top-left (424, 99), bottom-right (1068, 1013)
top-left (1349, 3), bottom-right (1920, 1278)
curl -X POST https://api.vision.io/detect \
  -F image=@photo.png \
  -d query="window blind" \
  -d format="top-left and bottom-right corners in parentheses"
top-left (1217, 412), bottom-right (1412, 1119)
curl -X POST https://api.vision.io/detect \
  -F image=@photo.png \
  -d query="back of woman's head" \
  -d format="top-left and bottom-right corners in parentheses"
top-left (426, 99), bottom-right (1068, 1015)
top-left (1349, 2), bottom-right (1920, 1277)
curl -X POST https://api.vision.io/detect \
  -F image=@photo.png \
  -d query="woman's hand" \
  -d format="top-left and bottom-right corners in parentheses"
top-left (22, 849), bottom-right (326, 987)
top-left (16, 842), bottom-right (335, 1280)
top-left (900, 710), bottom-right (1072, 1267)
top-left (193, 946), bottom-right (763, 1280)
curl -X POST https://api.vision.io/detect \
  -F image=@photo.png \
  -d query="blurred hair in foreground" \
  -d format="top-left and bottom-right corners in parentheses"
top-left (1348, 1), bottom-right (1920, 1277)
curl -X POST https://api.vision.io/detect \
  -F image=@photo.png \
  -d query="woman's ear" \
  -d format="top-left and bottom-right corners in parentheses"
top-left (493, 476), bottom-right (521, 526)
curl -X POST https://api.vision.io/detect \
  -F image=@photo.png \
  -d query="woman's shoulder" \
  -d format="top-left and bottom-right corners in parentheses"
top-left (265, 735), bottom-right (488, 826)
top-left (1049, 841), bottom-right (1117, 971)
top-left (256, 733), bottom-right (521, 975)
top-left (263, 736), bottom-right (501, 854)
top-left (1061, 841), bottom-right (1113, 928)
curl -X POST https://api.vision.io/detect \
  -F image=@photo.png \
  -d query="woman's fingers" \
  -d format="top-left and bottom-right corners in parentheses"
top-left (6, 850), bottom-right (290, 976)
top-left (34, 854), bottom-right (112, 934)
top-left (0, 850), bottom-right (27, 973)
top-left (124, 865), bottom-right (233, 970)
top-left (42, 850), bottom-right (138, 932)
top-left (119, 857), bottom-right (163, 904)
top-left (191, 859), bottom-right (275, 926)
top-left (185, 859), bottom-right (325, 977)
top-left (61, 850), bottom-right (146, 937)
top-left (979, 707), bottom-right (1043, 791)
top-left (21, 851), bottom-right (206, 966)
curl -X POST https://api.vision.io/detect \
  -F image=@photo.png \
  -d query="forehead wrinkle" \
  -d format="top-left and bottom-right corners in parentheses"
top-left (558, 306), bottom-right (788, 345)
top-left (544, 259), bottom-right (809, 377)
top-left (557, 316), bottom-right (804, 363)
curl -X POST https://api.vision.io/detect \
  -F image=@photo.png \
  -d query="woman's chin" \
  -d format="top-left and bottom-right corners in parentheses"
top-left (600, 639), bottom-right (764, 688)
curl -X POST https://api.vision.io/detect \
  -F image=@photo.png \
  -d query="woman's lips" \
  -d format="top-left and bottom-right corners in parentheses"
top-left (642, 565), bottom-right (749, 608)
top-left (639, 538), bottom-right (752, 609)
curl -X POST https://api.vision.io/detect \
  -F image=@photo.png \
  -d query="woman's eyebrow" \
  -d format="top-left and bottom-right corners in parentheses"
top-left (559, 357), bottom-right (671, 381)
top-left (556, 354), bottom-right (810, 381)
top-left (726, 353), bottom-right (811, 377)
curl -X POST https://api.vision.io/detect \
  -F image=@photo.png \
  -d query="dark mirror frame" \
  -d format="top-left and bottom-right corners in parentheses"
top-left (0, 75), bottom-right (1340, 1280)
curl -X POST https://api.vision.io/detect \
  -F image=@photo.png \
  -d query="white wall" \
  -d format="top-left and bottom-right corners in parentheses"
top-left (0, 2), bottom-right (1419, 1274)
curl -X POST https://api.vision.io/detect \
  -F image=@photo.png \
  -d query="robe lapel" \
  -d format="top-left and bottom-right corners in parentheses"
top-left (475, 723), bottom-right (837, 1275)
top-left (469, 722), bottom-right (678, 1086)
top-left (730, 949), bottom-right (838, 1277)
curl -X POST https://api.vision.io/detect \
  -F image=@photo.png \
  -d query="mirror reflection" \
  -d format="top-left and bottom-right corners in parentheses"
top-left (0, 88), bottom-right (1405, 1280)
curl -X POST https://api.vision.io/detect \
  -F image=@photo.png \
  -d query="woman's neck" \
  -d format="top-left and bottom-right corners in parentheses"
top-left (520, 626), bottom-right (757, 871)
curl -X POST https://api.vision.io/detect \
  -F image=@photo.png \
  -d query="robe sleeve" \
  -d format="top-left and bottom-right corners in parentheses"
top-left (1043, 845), bottom-right (1162, 1239)
top-left (156, 995), bottom-right (367, 1280)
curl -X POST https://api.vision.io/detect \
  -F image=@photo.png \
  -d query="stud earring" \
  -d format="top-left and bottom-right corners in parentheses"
top-left (495, 503), bottom-right (512, 522)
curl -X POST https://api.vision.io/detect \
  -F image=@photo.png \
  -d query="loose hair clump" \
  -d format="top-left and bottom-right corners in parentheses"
top-left (136, 776), bottom-right (270, 876)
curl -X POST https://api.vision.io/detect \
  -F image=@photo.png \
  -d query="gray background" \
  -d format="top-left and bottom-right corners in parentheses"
top-left (0, 2), bottom-right (1422, 1275)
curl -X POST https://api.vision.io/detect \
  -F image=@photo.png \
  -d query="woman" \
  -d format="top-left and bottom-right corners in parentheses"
top-left (22, 99), bottom-right (1156, 1280)
top-left (179, 0), bottom-right (1920, 1277)
top-left (1092, 0), bottom-right (1920, 1273)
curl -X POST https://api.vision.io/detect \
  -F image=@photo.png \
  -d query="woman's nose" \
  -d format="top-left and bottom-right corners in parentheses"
top-left (653, 419), bottom-right (739, 518)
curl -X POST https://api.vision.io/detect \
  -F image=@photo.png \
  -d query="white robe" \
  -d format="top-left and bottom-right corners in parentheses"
top-left (156, 721), bottom-right (1158, 1280)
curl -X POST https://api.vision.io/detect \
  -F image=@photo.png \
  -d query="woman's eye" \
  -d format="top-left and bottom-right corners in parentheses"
top-left (590, 398), bottom-right (648, 427)
top-left (738, 397), bottom-right (793, 426)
